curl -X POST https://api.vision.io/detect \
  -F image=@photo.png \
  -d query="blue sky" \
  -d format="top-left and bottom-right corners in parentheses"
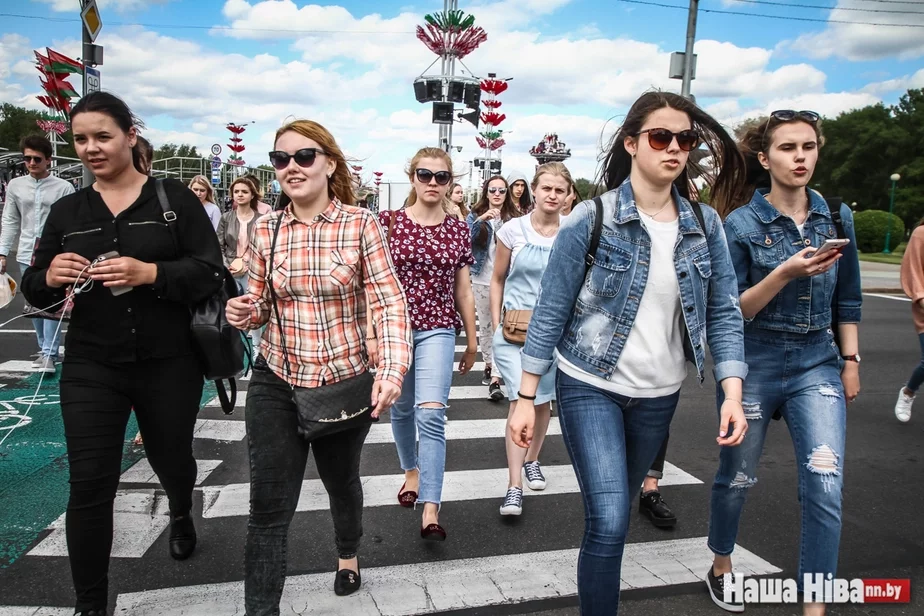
top-left (1, 0), bottom-right (922, 182)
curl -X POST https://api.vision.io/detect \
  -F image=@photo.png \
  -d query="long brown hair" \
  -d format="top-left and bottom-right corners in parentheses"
top-left (471, 175), bottom-right (520, 247)
top-left (450, 182), bottom-right (469, 218)
top-left (600, 91), bottom-right (749, 220)
top-left (733, 115), bottom-right (825, 217)
top-left (406, 147), bottom-right (453, 208)
top-left (274, 119), bottom-right (355, 205)
top-left (230, 176), bottom-right (260, 210)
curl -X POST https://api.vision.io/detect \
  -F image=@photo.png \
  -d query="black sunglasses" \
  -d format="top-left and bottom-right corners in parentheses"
top-left (762, 110), bottom-right (820, 147)
top-left (415, 168), bottom-right (452, 186)
top-left (22, 155), bottom-right (45, 164)
top-left (268, 148), bottom-right (328, 170)
top-left (638, 128), bottom-right (700, 152)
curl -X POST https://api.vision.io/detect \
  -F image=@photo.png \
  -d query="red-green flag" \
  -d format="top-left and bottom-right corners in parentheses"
top-left (44, 48), bottom-right (82, 74)
top-left (41, 75), bottom-right (79, 99)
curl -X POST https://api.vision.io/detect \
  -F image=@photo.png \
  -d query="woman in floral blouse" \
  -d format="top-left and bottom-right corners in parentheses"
top-left (377, 147), bottom-right (478, 541)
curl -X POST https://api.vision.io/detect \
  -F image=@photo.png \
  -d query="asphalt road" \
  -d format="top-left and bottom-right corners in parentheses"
top-left (0, 256), bottom-right (921, 615)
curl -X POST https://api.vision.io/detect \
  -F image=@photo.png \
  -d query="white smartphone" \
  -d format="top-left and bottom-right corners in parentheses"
top-left (808, 238), bottom-right (850, 259)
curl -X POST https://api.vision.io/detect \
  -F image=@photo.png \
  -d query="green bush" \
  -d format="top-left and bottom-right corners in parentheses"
top-left (853, 210), bottom-right (905, 253)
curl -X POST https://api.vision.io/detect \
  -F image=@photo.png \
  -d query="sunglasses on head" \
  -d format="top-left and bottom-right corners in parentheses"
top-left (638, 128), bottom-right (700, 152)
top-left (762, 110), bottom-right (820, 147)
top-left (488, 186), bottom-right (507, 195)
top-left (267, 148), bottom-right (328, 170)
top-left (415, 168), bottom-right (452, 185)
top-left (23, 155), bottom-right (45, 164)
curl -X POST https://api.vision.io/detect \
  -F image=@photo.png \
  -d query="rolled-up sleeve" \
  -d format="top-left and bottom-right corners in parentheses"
top-left (835, 205), bottom-right (862, 324)
top-left (361, 213), bottom-right (412, 387)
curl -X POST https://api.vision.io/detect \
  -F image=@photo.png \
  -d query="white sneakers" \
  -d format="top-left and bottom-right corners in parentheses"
top-left (895, 388), bottom-right (915, 423)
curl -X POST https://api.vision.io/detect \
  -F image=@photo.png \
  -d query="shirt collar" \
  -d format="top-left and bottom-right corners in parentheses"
top-left (751, 188), bottom-right (831, 223)
top-left (613, 177), bottom-right (706, 236)
top-left (284, 198), bottom-right (341, 224)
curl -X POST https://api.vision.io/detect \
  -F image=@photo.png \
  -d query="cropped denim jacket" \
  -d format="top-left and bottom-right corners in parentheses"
top-left (466, 211), bottom-right (498, 276)
top-left (521, 179), bottom-right (748, 385)
top-left (724, 189), bottom-right (862, 333)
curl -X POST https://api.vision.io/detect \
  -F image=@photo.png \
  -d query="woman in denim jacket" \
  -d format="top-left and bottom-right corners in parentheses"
top-left (508, 92), bottom-right (750, 614)
top-left (706, 112), bottom-right (862, 616)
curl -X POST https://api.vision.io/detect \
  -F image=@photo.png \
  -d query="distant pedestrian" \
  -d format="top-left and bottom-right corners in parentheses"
top-left (896, 219), bottom-right (924, 422)
top-left (188, 175), bottom-right (222, 230)
top-left (0, 134), bottom-right (75, 373)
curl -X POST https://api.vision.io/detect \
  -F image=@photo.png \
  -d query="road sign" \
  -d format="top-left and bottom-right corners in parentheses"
top-left (80, 0), bottom-right (103, 43)
top-left (85, 66), bottom-right (100, 94)
top-left (211, 168), bottom-right (221, 185)
top-left (210, 144), bottom-right (222, 156)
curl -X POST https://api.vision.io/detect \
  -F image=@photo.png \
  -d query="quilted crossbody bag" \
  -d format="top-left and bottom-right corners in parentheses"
top-left (266, 211), bottom-right (374, 440)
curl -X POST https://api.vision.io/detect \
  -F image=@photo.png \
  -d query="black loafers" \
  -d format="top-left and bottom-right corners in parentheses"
top-left (169, 512), bottom-right (197, 560)
top-left (639, 490), bottom-right (677, 528)
top-left (334, 568), bottom-right (361, 596)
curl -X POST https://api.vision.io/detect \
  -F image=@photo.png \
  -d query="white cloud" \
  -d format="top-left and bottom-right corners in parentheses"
top-left (861, 68), bottom-right (924, 96)
top-left (788, 0), bottom-right (924, 61)
top-left (32, 0), bottom-right (173, 12)
top-left (713, 91), bottom-right (882, 131)
top-left (0, 34), bottom-right (32, 106)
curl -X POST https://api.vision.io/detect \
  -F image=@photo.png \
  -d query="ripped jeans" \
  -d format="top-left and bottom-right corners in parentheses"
top-left (390, 328), bottom-right (455, 505)
top-left (709, 328), bottom-right (846, 587)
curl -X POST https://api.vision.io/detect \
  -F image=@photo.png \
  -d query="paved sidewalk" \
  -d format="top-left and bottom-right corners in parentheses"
top-left (860, 260), bottom-right (901, 292)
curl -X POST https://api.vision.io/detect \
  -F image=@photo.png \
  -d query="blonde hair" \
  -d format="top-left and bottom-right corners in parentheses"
top-left (274, 119), bottom-right (355, 205)
top-left (405, 147), bottom-right (454, 208)
top-left (531, 162), bottom-right (574, 191)
top-left (188, 175), bottom-right (214, 204)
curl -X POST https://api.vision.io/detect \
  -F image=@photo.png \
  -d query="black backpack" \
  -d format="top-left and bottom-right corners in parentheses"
top-left (155, 179), bottom-right (247, 414)
top-left (585, 195), bottom-right (706, 274)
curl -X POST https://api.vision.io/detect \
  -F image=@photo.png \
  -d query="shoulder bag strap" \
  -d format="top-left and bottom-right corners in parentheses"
top-left (154, 179), bottom-right (181, 258)
top-left (585, 196), bottom-right (604, 275)
top-left (691, 200), bottom-right (707, 236)
top-left (267, 211), bottom-right (292, 378)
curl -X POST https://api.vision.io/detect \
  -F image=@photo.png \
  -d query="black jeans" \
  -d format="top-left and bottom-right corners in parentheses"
top-left (647, 432), bottom-right (670, 480)
top-left (60, 355), bottom-right (203, 612)
top-left (244, 365), bottom-right (370, 616)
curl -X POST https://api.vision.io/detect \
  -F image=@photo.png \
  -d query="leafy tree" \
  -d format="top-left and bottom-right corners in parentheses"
top-left (574, 177), bottom-right (605, 198)
top-left (0, 103), bottom-right (77, 158)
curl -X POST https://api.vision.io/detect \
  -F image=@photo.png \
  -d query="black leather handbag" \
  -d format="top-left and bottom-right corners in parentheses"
top-left (156, 180), bottom-right (246, 414)
top-left (267, 211), bottom-right (374, 441)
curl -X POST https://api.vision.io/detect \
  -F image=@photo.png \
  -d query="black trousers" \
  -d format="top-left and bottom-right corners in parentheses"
top-left (244, 364), bottom-right (370, 616)
top-left (60, 355), bottom-right (203, 611)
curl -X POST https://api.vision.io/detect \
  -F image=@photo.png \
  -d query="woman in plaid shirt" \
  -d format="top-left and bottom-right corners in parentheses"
top-left (226, 120), bottom-right (412, 610)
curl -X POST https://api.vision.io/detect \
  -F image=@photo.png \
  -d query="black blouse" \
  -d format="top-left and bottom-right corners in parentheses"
top-left (22, 177), bottom-right (224, 363)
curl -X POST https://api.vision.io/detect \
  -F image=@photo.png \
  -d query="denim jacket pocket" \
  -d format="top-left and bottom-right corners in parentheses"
top-left (748, 231), bottom-right (786, 269)
top-left (693, 253), bottom-right (713, 300)
top-left (585, 243), bottom-right (632, 298)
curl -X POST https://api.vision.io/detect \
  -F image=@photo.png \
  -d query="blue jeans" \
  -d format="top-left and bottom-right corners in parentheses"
top-left (555, 370), bottom-right (679, 614)
top-left (709, 329), bottom-right (846, 588)
top-left (21, 260), bottom-right (62, 359)
top-left (390, 328), bottom-right (455, 505)
top-left (906, 333), bottom-right (924, 392)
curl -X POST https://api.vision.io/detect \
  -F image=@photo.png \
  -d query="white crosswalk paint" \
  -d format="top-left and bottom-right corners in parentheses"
top-left (0, 608), bottom-right (73, 616)
top-left (201, 462), bottom-right (700, 519)
top-left (121, 458), bottom-right (222, 485)
top-left (28, 490), bottom-right (171, 558)
top-left (194, 418), bottom-right (247, 441)
top-left (112, 537), bottom-right (781, 615)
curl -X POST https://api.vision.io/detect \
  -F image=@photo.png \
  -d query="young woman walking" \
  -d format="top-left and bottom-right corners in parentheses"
top-left (509, 92), bottom-right (750, 615)
top-left (21, 92), bottom-right (224, 616)
top-left (707, 110), bottom-right (863, 616)
top-left (225, 120), bottom-right (412, 612)
top-left (218, 176), bottom-right (262, 289)
top-left (895, 219), bottom-right (924, 422)
top-left (378, 147), bottom-right (478, 541)
top-left (188, 175), bottom-right (222, 230)
top-left (491, 162), bottom-right (570, 516)
top-left (467, 176), bottom-right (520, 400)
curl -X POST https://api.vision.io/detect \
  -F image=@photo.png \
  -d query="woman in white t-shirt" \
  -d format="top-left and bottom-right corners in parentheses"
top-left (490, 163), bottom-right (571, 515)
top-left (466, 176), bottom-right (521, 400)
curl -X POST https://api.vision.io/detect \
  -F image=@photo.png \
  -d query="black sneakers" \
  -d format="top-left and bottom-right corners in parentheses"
top-left (482, 366), bottom-right (492, 385)
top-left (706, 566), bottom-right (744, 613)
top-left (638, 490), bottom-right (677, 528)
top-left (488, 381), bottom-right (504, 401)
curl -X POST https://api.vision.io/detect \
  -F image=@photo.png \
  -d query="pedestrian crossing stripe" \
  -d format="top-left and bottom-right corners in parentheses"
top-left (109, 538), bottom-right (781, 615)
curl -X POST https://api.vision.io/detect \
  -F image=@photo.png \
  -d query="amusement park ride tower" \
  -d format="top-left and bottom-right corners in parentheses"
top-left (529, 133), bottom-right (571, 167)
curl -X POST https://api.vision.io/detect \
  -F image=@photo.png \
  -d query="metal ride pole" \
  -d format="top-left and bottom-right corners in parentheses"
top-left (80, 0), bottom-right (94, 188)
top-left (681, 0), bottom-right (698, 99)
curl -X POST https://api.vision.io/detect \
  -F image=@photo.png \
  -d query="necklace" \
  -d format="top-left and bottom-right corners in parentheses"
top-left (765, 193), bottom-right (808, 224)
top-left (530, 213), bottom-right (559, 237)
top-left (407, 208), bottom-right (445, 242)
top-left (638, 200), bottom-right (672, 219)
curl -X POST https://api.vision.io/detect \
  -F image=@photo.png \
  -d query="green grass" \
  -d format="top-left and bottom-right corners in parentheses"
top-left (858, 242), bottom-right (906, 265)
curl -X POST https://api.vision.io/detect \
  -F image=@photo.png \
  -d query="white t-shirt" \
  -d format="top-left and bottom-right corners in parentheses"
top-left (471, 219), bottom-right (500, 286)
top-left (557, 216), bottom-right (687, 398)
top-left (496, 215), bottom-right (558, 266)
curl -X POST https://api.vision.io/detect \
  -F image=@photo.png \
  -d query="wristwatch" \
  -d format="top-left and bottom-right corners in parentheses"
top-left (841, 354), bottom-right (861, 363)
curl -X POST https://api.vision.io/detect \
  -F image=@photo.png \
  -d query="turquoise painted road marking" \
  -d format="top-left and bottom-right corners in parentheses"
top-left (0, 374), bottom-right (216, 568)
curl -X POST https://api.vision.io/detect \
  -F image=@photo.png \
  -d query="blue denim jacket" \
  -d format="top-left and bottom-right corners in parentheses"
top-left (724, 189), bottom-right (862, 333)
top-left (466, 211), bottom-right (498, 276)
top-left (521, 179), bottom-right (748, 385)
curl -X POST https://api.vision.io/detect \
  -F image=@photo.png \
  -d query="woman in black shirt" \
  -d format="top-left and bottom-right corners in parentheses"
top-left (21, 92), bottom-right (223, 616)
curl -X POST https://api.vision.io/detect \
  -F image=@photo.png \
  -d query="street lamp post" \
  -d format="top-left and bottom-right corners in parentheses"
top-left (883, 173), bottom-right (901, 254)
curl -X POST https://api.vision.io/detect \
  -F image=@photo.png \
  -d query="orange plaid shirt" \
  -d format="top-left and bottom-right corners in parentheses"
top-left (246, 200), bottom-right (412, 388)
